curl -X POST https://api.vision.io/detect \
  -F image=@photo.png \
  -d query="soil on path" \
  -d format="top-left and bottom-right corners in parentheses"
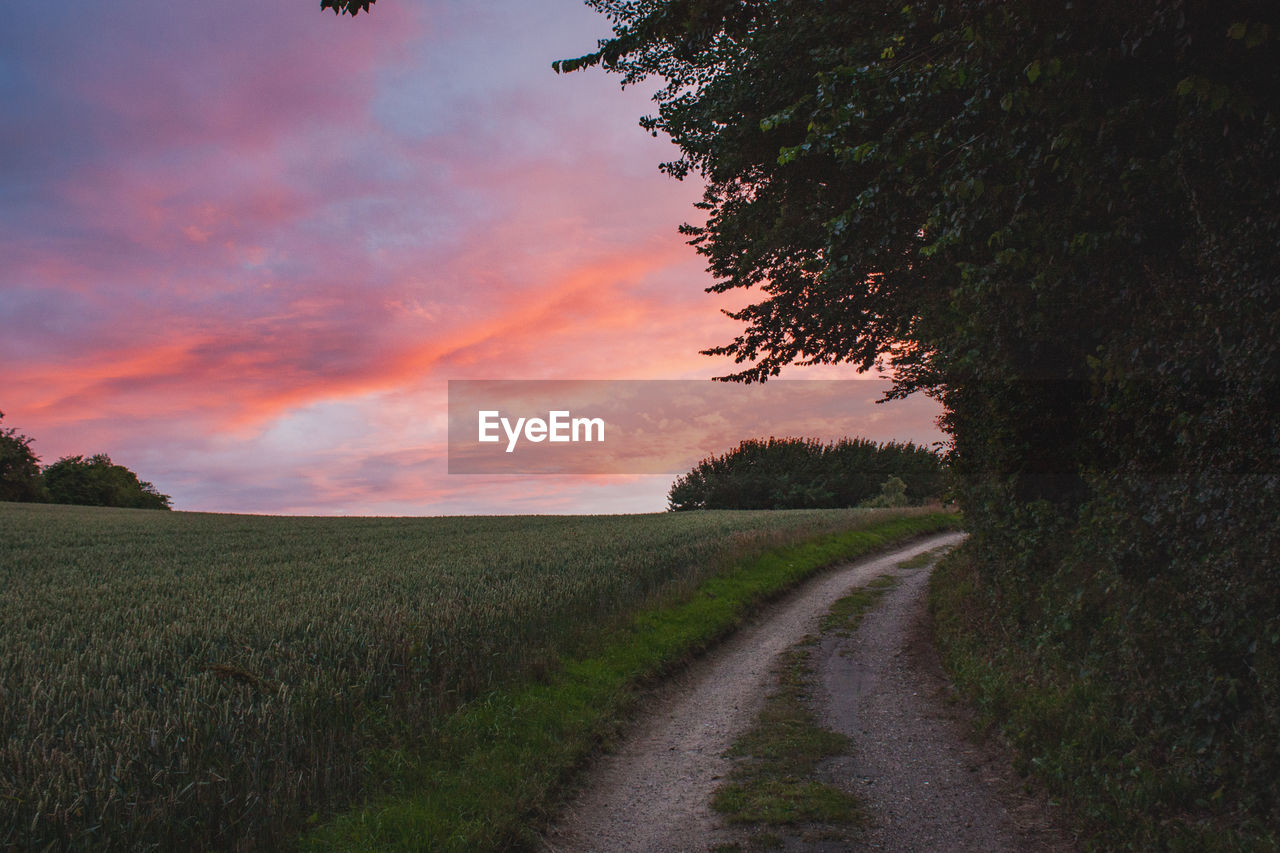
top-left (547, 532), bottom-right (1060, 852)
top-left (810, 557), bottom-right (1076, 852)
top-left (544, 533), bottom-right (1077, 852)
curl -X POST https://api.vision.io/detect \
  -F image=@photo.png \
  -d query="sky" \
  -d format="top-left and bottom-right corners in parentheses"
top-left (1, 0), bottom-right (944, 515)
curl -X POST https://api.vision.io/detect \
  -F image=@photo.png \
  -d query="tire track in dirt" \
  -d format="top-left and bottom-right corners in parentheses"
top-left (812, 560), bottom-right (1075, 852)
top-left (541, 532), bottom-right (965, 853)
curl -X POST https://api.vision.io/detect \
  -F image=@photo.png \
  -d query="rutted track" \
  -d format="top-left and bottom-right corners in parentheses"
top-left (543, 533), bottom-right (968, 852)
top-left (813, 553), bottom-right (1075, 852)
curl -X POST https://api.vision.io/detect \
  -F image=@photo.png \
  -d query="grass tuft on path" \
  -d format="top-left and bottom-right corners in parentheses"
top-left (710, 571), bottom-right (908, 848)
top-left (711, 646), bottom-right (865, 829)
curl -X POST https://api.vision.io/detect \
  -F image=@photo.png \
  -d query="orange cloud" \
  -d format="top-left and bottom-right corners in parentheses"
top-left (2, 1), bottom-right (931, 514)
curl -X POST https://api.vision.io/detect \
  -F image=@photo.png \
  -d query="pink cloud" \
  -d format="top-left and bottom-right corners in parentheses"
top-left (1, 1), bottom-right (935, 514)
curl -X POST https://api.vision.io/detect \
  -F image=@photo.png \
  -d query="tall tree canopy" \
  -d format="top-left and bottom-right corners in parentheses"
top-left (552, 0), bottom-right (1279, 840)
top-left (555, 0), bottom-right (1278, 549)
top-left (556, 0), bottom-right (1277, 409)
top-left (0, 411), bottom-right (46, 503)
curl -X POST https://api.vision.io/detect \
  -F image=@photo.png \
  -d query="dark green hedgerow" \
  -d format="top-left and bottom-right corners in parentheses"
top-left (302, 513), bottom-right (958, 851)
top-left (930, 542), bottom-right (1280, 852)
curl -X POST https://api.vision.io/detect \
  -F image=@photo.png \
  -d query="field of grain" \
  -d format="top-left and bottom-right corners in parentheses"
top-left (0, 502), bottom-right (924, 850)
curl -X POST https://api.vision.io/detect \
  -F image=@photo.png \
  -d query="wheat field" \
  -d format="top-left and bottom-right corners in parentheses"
top-left (0, 502), bottom-right (928, 850)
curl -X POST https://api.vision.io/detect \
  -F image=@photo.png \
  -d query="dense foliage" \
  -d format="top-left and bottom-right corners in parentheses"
top-left (0, 412), bottom-right (46, 503)
top-left (0, 502), bottom-right (931, 850)
top-left (561, 0), bottom-right (1280, 844)
top-left (319, 0), bottom-right (375, 16)
top-left (668, 436), bottom-right (944, 510)
top-left (0, 414), bottom-right (171, 509)
top-left (43, 454), bottom-right (172, 510)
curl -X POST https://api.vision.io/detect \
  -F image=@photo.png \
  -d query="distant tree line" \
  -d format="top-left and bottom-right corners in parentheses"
top-left (668, 437), bottom-right (945, 511)
top-left (0, 412), bottom-right (171, 510)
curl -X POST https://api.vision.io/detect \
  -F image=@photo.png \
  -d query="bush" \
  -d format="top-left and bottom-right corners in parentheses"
top-left (668, 437), bottom-right (945, 511)
top-left (43, 454), bottom-right (171, 510)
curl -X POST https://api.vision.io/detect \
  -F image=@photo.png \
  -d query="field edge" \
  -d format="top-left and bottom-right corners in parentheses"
top-left (299, 512), bottom-right (961, 852)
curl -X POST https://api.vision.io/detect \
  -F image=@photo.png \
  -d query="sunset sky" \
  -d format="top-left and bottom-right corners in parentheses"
top-left (1, 0), bottom-right (944, 515)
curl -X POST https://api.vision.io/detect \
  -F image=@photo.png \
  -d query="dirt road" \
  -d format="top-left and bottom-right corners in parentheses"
top-left (812, 554), bottom-right (1074, 852)
top-left (544, 531), bottom-right (1069, 852)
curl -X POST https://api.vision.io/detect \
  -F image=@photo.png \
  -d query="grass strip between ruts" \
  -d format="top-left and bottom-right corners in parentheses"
top-left (709, 574), bottom-right (902, 851)
top-left (301, 512), bottom-right (960, 852)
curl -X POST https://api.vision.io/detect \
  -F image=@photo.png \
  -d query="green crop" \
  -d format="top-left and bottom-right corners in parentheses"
top-left (0, 503), bottom-right (932, 850)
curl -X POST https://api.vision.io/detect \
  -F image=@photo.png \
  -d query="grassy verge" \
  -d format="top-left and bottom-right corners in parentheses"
top-left (302, 513), bottom-right (958, 851)
top-left (927, 547), bottom-right (1125, 848)
top-left (928, 546), bottom-right (1280, 852)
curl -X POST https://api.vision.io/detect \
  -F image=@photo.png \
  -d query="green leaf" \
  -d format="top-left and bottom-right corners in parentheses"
top-left (1025, 60), bottom-right (1041, 83)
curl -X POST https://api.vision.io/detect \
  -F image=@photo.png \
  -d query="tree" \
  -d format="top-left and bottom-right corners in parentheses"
top-left (325, 1), bottom-right (1277, 827)
top-left (667, 436), bottom-right (944, 510)
top-left (320, 0), bottom-right (376, 15)
top-left (43, 454), bottom-right (172, 510)
top-left (0, 411), bottom-right (47, 502)
top-left (558, 0), bottom-right (1280, 837)
top-left (863, 475), bottom-right (909, 509)
top-left (558, 0), bottom-right (1277, 489)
